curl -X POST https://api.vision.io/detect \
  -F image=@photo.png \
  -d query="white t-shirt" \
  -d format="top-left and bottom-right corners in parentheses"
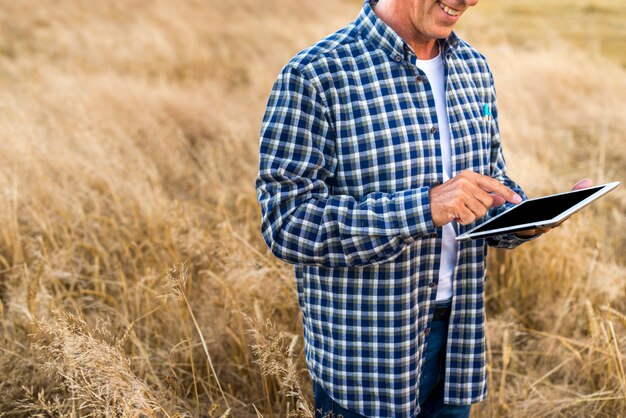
top-left (415, 49), bottom-right (456, 301)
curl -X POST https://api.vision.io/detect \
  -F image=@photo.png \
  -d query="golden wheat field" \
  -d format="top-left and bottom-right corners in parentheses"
top-left (0, 0), bottom-right (625, 416)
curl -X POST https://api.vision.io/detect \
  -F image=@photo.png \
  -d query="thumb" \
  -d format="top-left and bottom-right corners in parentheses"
top-left (572, 179), bottom-right (593, 190)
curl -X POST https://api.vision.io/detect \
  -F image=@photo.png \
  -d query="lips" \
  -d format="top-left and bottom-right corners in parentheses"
top-left (436, 0), bottom-right (462, 17)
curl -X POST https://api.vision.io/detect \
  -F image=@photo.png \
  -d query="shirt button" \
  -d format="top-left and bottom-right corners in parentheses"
top-left (429, 282), bottom-right (437, 289)
top-left (431, 126), bottom-right (437, 134)
top-left (416, 76), bottom-right (423, 82)
top-left (395, 55), bottom-right (402, 62)
top-left (432, 180), bottom-right (442, 187)
top-left (424, 328), bottom-right (431, 336)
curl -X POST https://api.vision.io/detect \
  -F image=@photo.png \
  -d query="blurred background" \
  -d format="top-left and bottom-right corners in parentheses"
top-left (0, 0), bottom-right (624, 416)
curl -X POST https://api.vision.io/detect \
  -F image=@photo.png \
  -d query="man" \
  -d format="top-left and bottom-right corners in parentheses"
top-left (256, 0), bottom-right (590, 416)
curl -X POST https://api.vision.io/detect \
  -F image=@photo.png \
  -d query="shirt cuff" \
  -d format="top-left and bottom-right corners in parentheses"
top-left (395, 188), bottom-right (437, 243)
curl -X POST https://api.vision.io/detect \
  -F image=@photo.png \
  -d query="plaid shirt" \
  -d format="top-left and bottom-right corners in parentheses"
top-left (256, 1), bottom-right (532, 416)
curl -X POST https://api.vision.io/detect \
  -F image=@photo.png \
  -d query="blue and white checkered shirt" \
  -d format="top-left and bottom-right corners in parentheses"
top-left (256, 1), bottom-right (531, 416)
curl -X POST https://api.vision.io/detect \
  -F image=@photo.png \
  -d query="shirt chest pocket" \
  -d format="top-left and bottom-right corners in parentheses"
top-left (449, 99), bottom-right (493, 176)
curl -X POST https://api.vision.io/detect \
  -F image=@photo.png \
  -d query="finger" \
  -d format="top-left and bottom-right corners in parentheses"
top-left (474, 175), bottom-right (522, 204)
top-left (490, 194), bottom-right (506, 207)
top-left (572, 179), bottom-right (593, 190)
top-left (515, 228), bottom-right (539, 237)
top-left (464, 182), bottom-right (494, 210)
top-left (453, 205), bottom-right (476, 225)
top-left (463, 195), bottom-right (489, 220)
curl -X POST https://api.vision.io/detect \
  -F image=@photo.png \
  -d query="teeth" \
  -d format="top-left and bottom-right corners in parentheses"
top-left (444, 5), bottom-right (459, 16)
top-left (437, 1), bottom-right (461, 16)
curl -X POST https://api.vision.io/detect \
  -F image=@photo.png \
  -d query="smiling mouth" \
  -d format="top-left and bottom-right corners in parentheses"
top-left (436, 1), bottom-right (462, 17)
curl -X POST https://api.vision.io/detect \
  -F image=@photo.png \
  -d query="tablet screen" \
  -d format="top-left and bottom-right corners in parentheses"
top-left (473, 186), bottom-right (603, 233)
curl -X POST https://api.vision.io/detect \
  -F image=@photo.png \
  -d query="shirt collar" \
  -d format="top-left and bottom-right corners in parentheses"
top-left (356, 0), bottom-right (461, 62)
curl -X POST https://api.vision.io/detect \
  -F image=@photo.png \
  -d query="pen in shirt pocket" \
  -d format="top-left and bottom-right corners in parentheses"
top-left (483, 103), bottom-right (491, 121)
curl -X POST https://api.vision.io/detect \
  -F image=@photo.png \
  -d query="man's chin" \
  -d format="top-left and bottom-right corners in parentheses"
top-left (432, 28), bottom-right (454, 40)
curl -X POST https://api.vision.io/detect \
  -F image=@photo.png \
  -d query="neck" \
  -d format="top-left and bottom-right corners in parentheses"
top-left (373, 0), bottom-right (440, 60)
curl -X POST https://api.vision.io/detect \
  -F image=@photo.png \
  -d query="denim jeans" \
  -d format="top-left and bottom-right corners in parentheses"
top-left (313, 300), bottom-right (471, 418)
top-left (416, 299), bottom-right (471, 418)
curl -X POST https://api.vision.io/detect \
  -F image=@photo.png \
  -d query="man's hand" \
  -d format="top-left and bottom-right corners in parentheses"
top-left (514, 178), bottom-right (594, 238)
top-left (429, 171), bottom-right (522, 227)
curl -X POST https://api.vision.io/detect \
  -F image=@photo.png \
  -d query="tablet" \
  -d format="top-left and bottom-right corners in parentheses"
top-left (455, 181), bottom-right (620, 241)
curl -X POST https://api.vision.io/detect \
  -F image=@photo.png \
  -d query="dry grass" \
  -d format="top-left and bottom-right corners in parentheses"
top-left (0, 0), bottom-right (624, 417)
top-left (462, 0), bottom-right (626, 68)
